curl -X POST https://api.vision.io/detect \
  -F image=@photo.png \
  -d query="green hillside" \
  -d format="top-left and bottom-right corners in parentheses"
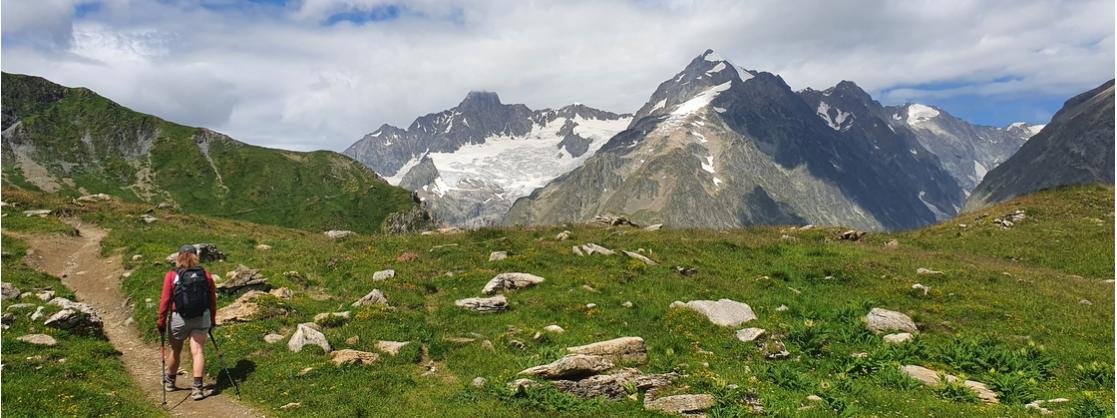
top-left (0, 72), bottom-right (418, 233)
top-left (2, 185), bottom-right (1111, 417)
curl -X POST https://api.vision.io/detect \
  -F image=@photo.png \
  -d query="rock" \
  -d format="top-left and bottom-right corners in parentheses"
top-left (916, 267), bottom-right (943, 276)
top-left (518, 354), bottom-right (614, 379)
top-left (269, 287), bottom-right (294, 300)
top-left (36, 290), bottom-right (55, 301)
top-left (623, 251), bottom-right (657, 266)
top-left (865, 308), bottom-right (918, 334)
top-left (6, 303), bottom-right (35, 311)
top-left (900, 365), bottom-right (998, 403)
top-left (482, 272), bottom-right (545, 294)
top-left (489, 251), bottom-right (508, 261)
top-left (572, 245), bottom-right (585, 256)
top-left (216, 265), bottom-right (271, 294)
top-left (455, 295), bottom-right (508, 313)
top-left (471, 377), bottom-right (487, 387)
top-left (44, 307), bottom-right (104, 337)
top-left (131, 254), bottom-right (143, 261)
top-left (643, 223), bottom-right (663, 231)
top-left (735, 327), bottom-right (765, 343)
top-left (372, 269), bottom-right (396, 281)
top-left (579, 243), bottom-right (615, 256)
top-left (298, 367), bottom-right (314, 376)
top-left (566, 337), bottom-right (647, 363)
top-left (806, 395), bottom-right (823, 402)
top-left (776, 304), bottom-right (790, 312)
top-left (884, 239), bottom-right (900, 249)
top-left (1079, 299), bottom-right (1093, 306)
top-left (509, 378), bottom-right (540, 395)
top-left (838, 230), bottom-right (866, 241)
top-left (263, 333), bottom-right (285, 344)
top-left (396, 252), bottom-right (419, 262)
top-left (761, 340), bottom-right (790, 359)
top-left (585, 303), bottom-right (597, 309)
top-left (594, 214), bottom-right (639, 227)
top-left (215, 291), bottom-right (269, 323)
top-left (375, 340), bottom-right (410, 356)
top-left (23, 209), bottom-right (51, 217)
top-left (1025, 401), bottom-right (1053, 415)
top-left (883, 333), bottom-right (914, 344)
top-left (280, 402), bottom-right (301, 410)
top-left (669, 299), bottom-right (757, 327)
top-left (324, 230), bottom-right (356, 240)
top-left (556, 230), bottom-right (572, 241)
top-left (30, 306), bottom-right (46, 321)
top-left (352, 289), bottom-right (388, 307)
top-left (288, 323), bottom-right (331, 353)
top-left (382, 206), bottom-right (435, 235)
top-left (554, 368), bottom-right (677, 400)
top-left (75, 193), bottom-right (112, 203)
top-left (346, 336), bottom-right (360, 345)
top-left (313, 311), bottom-right (351, 326)
top-left (165, 243), bottom-right (225, 264)
top-left (543, 324), bottom-right (565, 334)
top-left (644, 394), bottom-right (716, 416)
top-left (911, 283), bottom-right (931, 296)
top-left (141, 214), bottom-right (158, 223)
top-left (330, 349), bottom-right (379, 366)
top-left (253, 244), bottom-right (273, 251)
top-left (2, 282), bottom-right (21, 300)
top-left (18, 334), bottom-right (57, 346)
top-left (1, 312), bottom-right (12, 327)
top-left (675, 266), bottom-right (698, 276)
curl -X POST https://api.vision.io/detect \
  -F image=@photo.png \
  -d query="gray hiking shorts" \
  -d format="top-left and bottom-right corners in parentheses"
top-left (170, 310), bottom-right (211, 341)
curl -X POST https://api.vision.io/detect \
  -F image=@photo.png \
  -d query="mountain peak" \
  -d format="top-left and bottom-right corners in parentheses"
top-left (459, 91), bottom-right (502, 108)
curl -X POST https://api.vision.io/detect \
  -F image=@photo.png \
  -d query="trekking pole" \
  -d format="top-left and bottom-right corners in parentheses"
top-left (208, 328), bottom-right (241, 398)
top-left (159, 323), bottom-right (167, 408)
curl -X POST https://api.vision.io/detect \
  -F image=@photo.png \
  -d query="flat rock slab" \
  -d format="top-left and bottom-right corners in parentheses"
top-left (489, 251), bottom-right (508, 261)
top-left (670, 299), bottom-right (757, 327)
top-left (518, 354), bottom-right (614, 380)
top-left (288, 323), bottom-right (331, 353)
top-left (566, 336), bottom-right (647, 363)
top-left (865, 308), bottom-right (918, 333)
top-left (482, 273), bottom-right (545, 294)
top-left (455, 295), bottom-right (508, 313)
top-left (313, 311), bottom-right (351, 325)
top-left (623, 251), bottom-right (658, 266)
top-left (554, 368), bottom-right (677, 400)
top-left (215, 290), bottom-right (269, 323)
top-left (263, 333), bottom-right (285, 344)
top-left (735, 327), bottom-right (766, 342)
top-left (330, 349), bottom-right (379, 366)
top-left (324, 230), bottom-right (356, 240)
top-left (900, 365), bottom-right (999, 404)
top-left (375, 340), bottom-right (410, 356)
top-left (883, 332), bottom-right (913, 344)
top-left (644, 394), bottom-right (716, 415)
top-left (18, 333), bottom-right (57, 346)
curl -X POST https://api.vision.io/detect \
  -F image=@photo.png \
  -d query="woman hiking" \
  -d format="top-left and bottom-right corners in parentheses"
top-left (157, 245), bottom-right (218, 400)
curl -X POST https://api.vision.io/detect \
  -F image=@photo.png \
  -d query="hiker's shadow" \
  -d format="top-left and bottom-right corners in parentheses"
top-left (212, 359), bottom-right (255, 394)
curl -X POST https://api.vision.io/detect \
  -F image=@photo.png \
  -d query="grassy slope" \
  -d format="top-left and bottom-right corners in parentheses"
top-left (2, 186), bottom-right (1113, 417)
top-left (1, 218), bottom-right (160, 417)
top-left (1, 72), bottom-right (416, 233)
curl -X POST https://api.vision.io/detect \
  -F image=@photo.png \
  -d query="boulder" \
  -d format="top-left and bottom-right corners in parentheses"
top-left (372, 269), bottom-right (395, 281)
top-left (313, 311), bottom-right (351, 326)
top-left (330, 349), bottom-right (379, 366)
top-left (865, 308), bottom-right (918, 334)
top-left (44, 308), bottom-right (104, 337)
top-left (352, 289), bottom-right (388, 307)
top-left (572, 245), bottom-right (585, 256)
top-left (883, 333), bottom-right (914, 344)
top-left (263, 333), bottom-right (285, 344)
top-left (489, 251), bottom-right (508, 261)
top-left (2, 282), bottom-right (20, 300)
top-left (916, 267), bottom-right (943, 276)
top-left (18, 334), bottom-right (57, 346)
top-left (482, 273), bottom-right (545, 294)
top-left (669, 299), bottom-right (757, 327)
top-left (375, 340), bottom-right (410, 356)
top-left (216, 265), bottom-right (271, 295)
top-left (455, 295), bottom-right (508, 313)
top-left (288, 323), bottom-right (331, 353)
top-left (623, 251), bottom-right (657, 266)
top-left (518, 354), bottom-right (614, 380)
top-left (900, 365), bottom-right (999, 404)
top-left (566, 337), bottom-right (647, 363)
top-left (644, 394), bottom-right (716, 416)
top-left (269, 287), bottom-right (294, 300)
top-left (215, 290), bottom-right (269, 323)
top-left (735, 327), bottom-right (765, 342)
top-left (554, 368), bottom-right (677, 400)
top-left (324, 230), bottom-right (356, 240)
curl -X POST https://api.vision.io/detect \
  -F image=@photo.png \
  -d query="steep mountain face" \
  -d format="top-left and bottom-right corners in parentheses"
top-left (344, 93), bottom-right (630, 227)
top-left (966, 79), bottom-right (1115, 210)
top-left (881, 103), bottom-right (1040, 192)
top-left (1, 72), bottom-right (419, 233)
top-left (505, 50), bottom-right (965, 230)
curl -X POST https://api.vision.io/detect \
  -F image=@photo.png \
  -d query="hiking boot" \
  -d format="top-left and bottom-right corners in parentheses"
top-left (163, 377), bottom-right (176, 392)
top-left (191, 386), bottom-right (207, 400)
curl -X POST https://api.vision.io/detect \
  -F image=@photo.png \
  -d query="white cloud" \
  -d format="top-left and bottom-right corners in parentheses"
top-left (1, 0), bottom-right (1112, 152)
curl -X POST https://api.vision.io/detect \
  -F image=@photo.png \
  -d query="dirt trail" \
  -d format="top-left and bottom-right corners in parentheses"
top-left (23, 218), bottom-right (265, 417)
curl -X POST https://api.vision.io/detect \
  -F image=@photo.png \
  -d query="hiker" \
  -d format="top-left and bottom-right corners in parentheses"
top-left (157, 245), bottom-right (218, 400)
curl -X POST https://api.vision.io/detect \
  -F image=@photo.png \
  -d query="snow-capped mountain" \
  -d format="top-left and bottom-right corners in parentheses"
top-left (343, 93), bottom-right (630, 226)
top-left (505, 50), bottom-right (966, 230)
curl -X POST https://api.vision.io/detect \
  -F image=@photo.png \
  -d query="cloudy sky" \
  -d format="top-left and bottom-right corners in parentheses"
top-left (2, 0), bottom-right (1113, 151)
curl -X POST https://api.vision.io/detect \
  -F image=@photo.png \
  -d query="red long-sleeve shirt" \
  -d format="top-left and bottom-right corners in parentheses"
top-left (157, 269), bottom-right (218, 327)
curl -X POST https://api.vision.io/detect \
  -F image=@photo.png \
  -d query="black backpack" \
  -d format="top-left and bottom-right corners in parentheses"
top-left (173, 268), bottom-right (211, 319)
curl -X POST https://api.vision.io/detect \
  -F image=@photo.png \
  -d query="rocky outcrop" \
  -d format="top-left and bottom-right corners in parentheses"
top-left (381, 206), bottom-right (434, 235)
top-left (45, 297), bottom-right (103, 337)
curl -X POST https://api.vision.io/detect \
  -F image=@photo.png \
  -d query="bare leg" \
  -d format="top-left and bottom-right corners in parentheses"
top-left (166, 338), bottom-right (185, 378)
top-left (189, 331), bottom-right (207, 380)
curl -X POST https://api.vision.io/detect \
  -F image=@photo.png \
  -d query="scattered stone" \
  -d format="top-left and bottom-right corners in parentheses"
top-left (30, 306), bottom-right (46, 321)
top-left (594, 214), bottom-right (638, 227)
top-left (165, 243), bottom-right (226, 264)
top-left (444, 337), bottom-right (477, 344)
top-left (850, 352), bottom-right (869, 358)
top-left (2, 282), bottom-right (21, 300)
top-left (372, 269), bottom-right (396, 281)
top-left (18, 334), bottom-right (57, 346)
top-left (865, 308), bottom-right (918, 334)
top-left (798, 224), bottom-right (815, 230)
top-left (644, 394), bottom-right (716, 416)
top-left (900, 365), bottom-right (999, 403)
top-left (324, 230), bottom-right (356, 240)
top-left (675, 266), bottom-right (698, 276)
top-left (23, 209), bottom-right (51, 217)
top-left (375, 341), bottom-right (410, 356)
top-left (581, 284), bottom-right (598, 293)
top-left (75, 193), bottom-right (112, 203)
top-left (779, 234), bottom-right (797, 242)
top-left (556, 230), bottom-right (572, 241)
top-left (263, 333), bottom-right (285, 344)
top-left (543, 324), bottom-right (565, 334)
top-left (140, 214), bottom-right (158, 224)
top-left (578, 243), bottom-right (615, 256)
top-left (217, 265), bottom-right (271, 294)
top-left (911, 283), bottom-right (931, 296)
top-left (352, 289), bottom-right (388, 307)
top-left (775, 304), bottom-right (789, 312)
top-left (288, 323), bottom-right (331, 353)
top-left (131, 254), bottom-right (143, 261)
top-left (554, 368), bottom-right (677, 400)
top-left (280, 402), bottom-right (301, 410)
top-left (623, 250), bottom-right (657, 266)
top-left (455, 295), bottom-right (508, 313)
top-left (330, 349), bottom-right (379, 366)
top-left (1079, 299), bottom-right (1093, 306)
top-left (298, 367), bottom-right (314, 376)
top-left (585, 303), bottom-right (597, 309)
top-left (396, 252), bottom-right (419, 262)
top-left (489, 251), bottom-right (508, 261)
top-left (883, 333), bottom-right (914, 344)
top-left (761, 340), bottom-right (789, 359)
top-left (838, 230), bottom-right (866, 241)
top-left (345, 336), bottom-right (360, 345)
top-left (806, 395), bottom-right (823, 403)
top-left (916, 267), bottom-right (943, 276)
top-left (34, 290), bottom-right (55, 301)
top-left (269, 287), bottom-right (294, 300)
top-left (313, 311), bottom-right (351, 326)
top-left (566, 337), bottom-right (647, 363)
top-left (215, 291), bottom-right (270, 324)
top-left (669, 299), bottom-right (757, 327)
top-left (509, 378), bottom-right (540, 395)
top-left (643, 223), bottom-right (663, 231)
top-left (884, 239), bottom-right (900, 249)
top-left (735, 327), bottom-right (765, 343)
top-left (255, 244), bottom-right (272, 251)
top-left (518, 354), bottom-right (614, 379)
top-left (482, 272), bottom-right (545, 294)
top-left (572, 245), bottom-right (585, 256)
top-left (471, 377), bottom-right (487, 387)
top-left (622, 301), bottom-right (634, 309)
top-left (6, 303), bottom-right (35, 311)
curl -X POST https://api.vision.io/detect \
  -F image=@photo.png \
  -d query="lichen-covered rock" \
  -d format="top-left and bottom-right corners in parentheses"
top-left (735, 327), bottom-right (765, 342)
top-left (482, 273), bottom-right (544, 294)
top-left (489, 251), bottom-right (508, 261)
top-left (372, 269), bottom-right (395, 281)
top-left (375, 340), bottom-right (410, 356)
top-left (215, 290), bottom-right (270, 323)
top-left (623, 251), bottom-right (657, 266)
top-left (216, 265), bottom-right (270, 295)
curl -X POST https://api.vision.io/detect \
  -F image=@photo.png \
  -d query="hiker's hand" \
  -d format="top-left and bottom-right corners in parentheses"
top-left (157, 319), bottom-right (166, 332)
